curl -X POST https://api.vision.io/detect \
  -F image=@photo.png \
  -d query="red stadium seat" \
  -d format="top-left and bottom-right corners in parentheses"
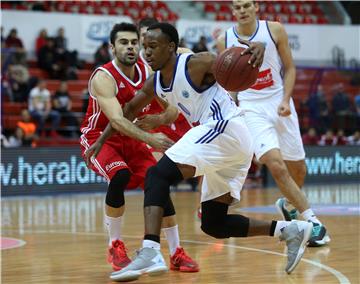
top-left (204, 3), bottom-right (216, 13)
top-left (288, 14), bottom-right (299, 24)
top-left (219, 4), bottom-right (231, 14)
top-left (302, 15), bottom-right (314, 24)
top-left (295, 3), bottom-right (306, 15)
top-left (317, 16), bottom-right (328, 24)
top-left (115, 1), bottom-right (125, 8)
top-left (2, 2), bottom-right (13, 9)
top-left (216, 14), bottom-right (227, 21)
top-left (167, 12), bottom-right (179, 22)
top-left (266, 4), bottom-right (276, 14)
top-left (127, 1), bottom-right (139, 10)
top-left (280, 3), bottom-right (291, 14)
top-left (142, 1), bottom-right (153, 10)
top-left (155, 1), bottom-right (168, 10)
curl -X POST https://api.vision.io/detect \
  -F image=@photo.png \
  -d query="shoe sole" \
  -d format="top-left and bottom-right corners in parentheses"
top-left (110, 264), bottom-right (168, 281)
top-left (170, 265), bottom-right (200, 272)
top-left (110, 270), bottom-right (141, 282)
top-left (286, 222), bottom-right (313, 274)
top-left (145, 265), bottom-right (168, 276)
top-left (308, 234), bottom-right (331, 247)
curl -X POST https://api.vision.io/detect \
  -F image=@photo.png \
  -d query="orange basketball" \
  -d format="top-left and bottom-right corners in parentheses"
top-left (214, 47), bottom-right (259, 92)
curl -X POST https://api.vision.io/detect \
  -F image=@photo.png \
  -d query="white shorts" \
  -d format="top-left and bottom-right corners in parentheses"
top-left (165, 115), bottom-right (253, 203)
top-left (240, 95), bottom-right (305, 161)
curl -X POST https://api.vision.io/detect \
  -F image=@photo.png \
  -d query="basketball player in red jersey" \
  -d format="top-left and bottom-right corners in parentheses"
top-left (216, 0), bottom-right (329, 246)
top-left (80, 23), bottom-right (198, 273)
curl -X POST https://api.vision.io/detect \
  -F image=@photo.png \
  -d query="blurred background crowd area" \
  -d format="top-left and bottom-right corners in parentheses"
top-left (1, 0), bottom-right (359, 151)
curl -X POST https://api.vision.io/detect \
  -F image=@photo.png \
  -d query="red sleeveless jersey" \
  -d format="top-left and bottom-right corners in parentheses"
top-left (137, 56), bottom-right (192, 141)
top-left (80, 59), bottom-right (149, 139)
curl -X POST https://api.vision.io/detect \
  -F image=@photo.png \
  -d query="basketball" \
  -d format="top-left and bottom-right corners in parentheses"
top-left (214, 47), bottom-right (259, 92)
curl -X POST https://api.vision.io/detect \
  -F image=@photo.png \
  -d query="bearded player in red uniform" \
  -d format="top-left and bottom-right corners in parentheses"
top-left (80, 23), bottom-right (198, 273)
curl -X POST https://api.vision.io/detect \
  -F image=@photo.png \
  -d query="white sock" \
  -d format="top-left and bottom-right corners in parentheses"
top-left (274, 221), bottom-right (291, 237)
top-left (143, 239), bottom-right (161, 250)
top-left (162, 225), bottom-right (180, 256)
top-left (104, 215), bottom-right (122, 246)
top-left (301, 209), bottom-right (322, 225)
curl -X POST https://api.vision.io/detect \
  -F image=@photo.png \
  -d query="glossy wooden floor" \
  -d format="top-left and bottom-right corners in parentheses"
top-left (2, 184), bottom-right (359, 284)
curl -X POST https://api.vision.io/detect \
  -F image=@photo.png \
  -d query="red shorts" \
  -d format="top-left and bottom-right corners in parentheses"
top-left (80, 134), bottom-right (156, 189)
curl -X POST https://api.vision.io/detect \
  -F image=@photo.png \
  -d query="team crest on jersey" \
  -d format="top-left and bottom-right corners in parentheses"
top-left (160, 93), bottom-right (166, 98)
top-left (119, 82), bottom-right (125, 89)
top-left (182, 90), bottom-right (190, 98)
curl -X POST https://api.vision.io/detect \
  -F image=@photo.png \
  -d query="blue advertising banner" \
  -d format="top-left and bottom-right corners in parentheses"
top-left (265, 146), bottom-right (360, 186)
top-left (1, 147), bottom-right (107, 196)
top-left (2, 146), bottom-right (359, 195)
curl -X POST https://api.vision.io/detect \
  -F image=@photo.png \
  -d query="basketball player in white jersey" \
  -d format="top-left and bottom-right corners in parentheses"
top-left (109, 22), bottom-right (313, 282)
top-left (216, 0), bottom-right (329, 247)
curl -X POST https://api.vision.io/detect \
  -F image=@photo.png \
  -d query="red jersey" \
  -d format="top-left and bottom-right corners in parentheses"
top-left (137, 55), bottom-right (192, 141)
top-left (81, 59), bottom-right (149, 140)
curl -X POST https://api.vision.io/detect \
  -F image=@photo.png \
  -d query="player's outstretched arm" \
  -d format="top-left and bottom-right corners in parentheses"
top-left (91, 71), bottom-right (173, 150)
top-left (123, 74), bottom-right (156, 121)
top-left (135, 98), bottom-right (179, 131)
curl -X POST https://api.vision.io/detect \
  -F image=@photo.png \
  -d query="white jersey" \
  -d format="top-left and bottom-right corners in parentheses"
top-left (225, 20), bottom-right (283, 100)
top-left (153, 53), bottom-right (241, 125)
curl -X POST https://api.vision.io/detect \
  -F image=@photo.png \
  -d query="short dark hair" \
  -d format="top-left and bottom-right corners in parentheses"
top-left (147, 22), bottom-right (179, 52)
top-left (138, 17), bottom-right (159, 29)
top-left (110, 22), bottom-right (139, 45)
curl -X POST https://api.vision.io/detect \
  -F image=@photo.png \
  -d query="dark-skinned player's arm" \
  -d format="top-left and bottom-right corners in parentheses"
top-left (84, 72), bottom-right (173, 167)
top-left (135, 96), bottom-right (179, 131)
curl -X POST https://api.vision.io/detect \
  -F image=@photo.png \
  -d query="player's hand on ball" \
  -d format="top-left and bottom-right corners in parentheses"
top-left (135, 114), bottom-right (161, 131)
top-left (278, 100), bottom-right (291, 117)
top-left (85, 140), bottom-right (103, 168)
top-left (238, 39), bottom-right (265, 68)
top-left (149, 133), bottom-right (174, 152)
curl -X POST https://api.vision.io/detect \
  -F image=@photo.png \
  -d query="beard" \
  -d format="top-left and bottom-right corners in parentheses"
top-left (115, 51), bottom-right (138, 66)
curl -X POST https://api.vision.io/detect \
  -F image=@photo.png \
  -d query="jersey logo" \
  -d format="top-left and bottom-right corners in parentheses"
top-left (177, 103), bottom-right (191, 116)
top-left (182, 90), bottom-right (189, 98)
top-left (119, 82), bottom-right (125, 89)
top-left (250, 68), bottom-right (274, 90)
top-left (160, 93), bottom-right (166, 98)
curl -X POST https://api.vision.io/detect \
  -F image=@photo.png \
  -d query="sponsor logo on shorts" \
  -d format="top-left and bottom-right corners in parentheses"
top-left (105, 161), bottom-right (127, 171)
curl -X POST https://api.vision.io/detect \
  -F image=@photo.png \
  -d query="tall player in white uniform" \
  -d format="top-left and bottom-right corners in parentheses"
top-left (109, 22), bottom-right (313, 282)
top-left (217, 0), bottom-right (329, 247)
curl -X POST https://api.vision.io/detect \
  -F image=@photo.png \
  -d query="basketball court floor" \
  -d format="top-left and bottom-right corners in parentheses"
top-left (2, 183), bottom-right (359, 283)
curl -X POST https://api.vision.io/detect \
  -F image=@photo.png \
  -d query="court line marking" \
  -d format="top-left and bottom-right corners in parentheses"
top-left (0, 237), bottom-right (26, 250)
top-left (3, 229), bottom-right (350, 284)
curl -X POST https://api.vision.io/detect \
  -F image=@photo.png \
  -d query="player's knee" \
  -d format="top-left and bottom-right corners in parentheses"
top-left (200, 200), bottom-right (229, 239)
top-left (105, 169), bottom-right (131, 208)
top-left (201, 221), bottom-right (227, 239)
top-left (268, 159), bottom-right (289, 180)
top-left (144, 155), bottom-right (183, 207)
top-left (298, 161), bottom-right (307, 178)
